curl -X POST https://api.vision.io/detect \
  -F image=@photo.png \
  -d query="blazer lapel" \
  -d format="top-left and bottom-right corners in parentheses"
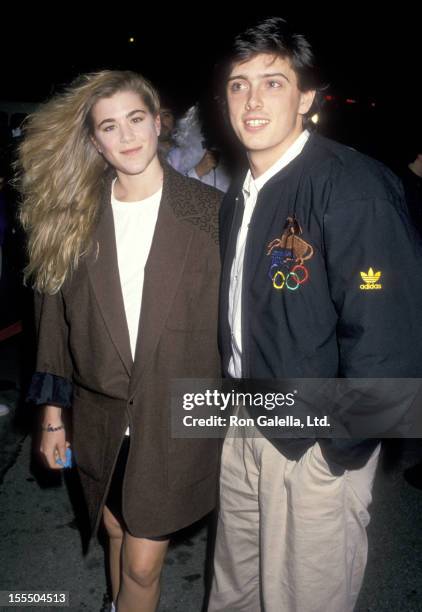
top-left (129, 167), bottom-right (194, 392)
top-left (86, 179), bottom-right (133, 377)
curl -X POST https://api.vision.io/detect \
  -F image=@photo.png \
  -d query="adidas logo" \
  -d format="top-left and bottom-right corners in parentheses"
top-left (360, 268), bottom-right (382, 290)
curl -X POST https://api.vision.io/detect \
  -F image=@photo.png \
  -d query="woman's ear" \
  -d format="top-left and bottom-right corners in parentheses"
top-left (90, 135), bottom-right (103, 154)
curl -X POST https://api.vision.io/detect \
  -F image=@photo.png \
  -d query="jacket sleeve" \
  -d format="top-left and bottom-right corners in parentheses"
top-left (324, 193), bottom-right (422, 377)
top-left (27, 290), bottom-right (73, 408)
top-left (321, 180), bottom-right (422, 467)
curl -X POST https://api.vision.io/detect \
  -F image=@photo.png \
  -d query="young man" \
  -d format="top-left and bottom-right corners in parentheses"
top-left (208, 18), bottom-right (422, 612)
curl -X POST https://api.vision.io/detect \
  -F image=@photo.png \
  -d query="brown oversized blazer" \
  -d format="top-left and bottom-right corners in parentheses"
top-left (33, 164), bottom-right (222, 538)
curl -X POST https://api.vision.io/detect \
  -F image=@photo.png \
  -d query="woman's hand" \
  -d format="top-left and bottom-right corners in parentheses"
top-left (40, 405), bottom-right (70, 469)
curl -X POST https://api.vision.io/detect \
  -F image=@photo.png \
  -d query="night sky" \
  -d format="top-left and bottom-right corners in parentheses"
top-left (1, 6), bottom-right (420, 167)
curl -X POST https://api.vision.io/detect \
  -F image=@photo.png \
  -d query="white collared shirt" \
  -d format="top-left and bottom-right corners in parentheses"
top-left (228, 130), bottom-right (310, 378)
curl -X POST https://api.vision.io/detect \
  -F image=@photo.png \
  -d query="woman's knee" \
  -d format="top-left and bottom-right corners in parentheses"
top-left (123, 557), bottom-right (163, 589)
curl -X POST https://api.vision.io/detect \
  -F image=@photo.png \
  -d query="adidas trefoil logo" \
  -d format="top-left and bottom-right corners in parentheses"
top-left (360, 268), bottom-right (382, 290)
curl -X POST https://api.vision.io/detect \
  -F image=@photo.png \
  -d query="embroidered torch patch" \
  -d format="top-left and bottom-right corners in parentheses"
top-left (266, 216), bottom-right (313, 291)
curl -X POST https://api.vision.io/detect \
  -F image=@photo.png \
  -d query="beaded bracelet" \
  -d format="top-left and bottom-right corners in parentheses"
top-left (41, 423), bottom-right (65, 432)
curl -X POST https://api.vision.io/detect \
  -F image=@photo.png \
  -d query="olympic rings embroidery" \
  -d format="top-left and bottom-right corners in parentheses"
top-left (272, 271), bottom-right (285, 289)
top-left (266, 217), bottom-right (313, 293)
top-left (269, 260), bottom-right (310, 292)
top-left (290, 264), bottom-right (309, 285)
top-left (272, 270), bottom-right (301, 291)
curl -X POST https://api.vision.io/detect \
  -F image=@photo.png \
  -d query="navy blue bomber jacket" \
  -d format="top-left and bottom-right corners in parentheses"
top-left (219, 132), bottom-right (422, 470)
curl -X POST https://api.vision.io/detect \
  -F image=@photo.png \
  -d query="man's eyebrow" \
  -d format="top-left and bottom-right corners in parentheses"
top-left (227, 72), bottom-right (290, 83)
top-left (127, 109), bottom-right (147, 117)
top-left (97, 109), bottom-right (146, 128)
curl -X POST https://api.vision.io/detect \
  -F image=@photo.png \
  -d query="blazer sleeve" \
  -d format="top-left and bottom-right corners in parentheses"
top-left (27, 290), bottom-right (73, 408)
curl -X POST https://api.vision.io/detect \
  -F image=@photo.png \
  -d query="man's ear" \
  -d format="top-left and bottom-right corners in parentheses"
top-left (155, 114), bottom-right (161, 136)
top-left (299, 90), bottom-right (316, 116)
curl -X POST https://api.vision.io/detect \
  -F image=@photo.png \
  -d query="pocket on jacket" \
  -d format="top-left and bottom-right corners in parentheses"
top-left (72, 392), bottom-right (108, 482)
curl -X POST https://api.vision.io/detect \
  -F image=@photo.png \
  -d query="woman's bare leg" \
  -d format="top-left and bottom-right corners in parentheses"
top-left (103, 505), bottom-right (124, 604)
top-left (117, 533), bottom-right (169, 612)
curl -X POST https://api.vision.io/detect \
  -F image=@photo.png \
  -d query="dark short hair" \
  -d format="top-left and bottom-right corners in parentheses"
top-left (215, 17), bottom-right (326, 126)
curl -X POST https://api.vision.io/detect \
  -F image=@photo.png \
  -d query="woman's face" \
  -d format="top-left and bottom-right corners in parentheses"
top-left (90, 90), bottom-right (161, 176)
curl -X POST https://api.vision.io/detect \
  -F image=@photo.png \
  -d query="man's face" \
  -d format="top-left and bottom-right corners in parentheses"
top-left (226, 53), bottom-right (315, 174)
top-left (91, 90), bottom-right (160, 176)
top-left (159, 108), bottom-right (175, 142)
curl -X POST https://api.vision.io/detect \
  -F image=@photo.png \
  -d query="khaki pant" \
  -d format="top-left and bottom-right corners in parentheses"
top-left (209, 421), bottom-right (380, 612)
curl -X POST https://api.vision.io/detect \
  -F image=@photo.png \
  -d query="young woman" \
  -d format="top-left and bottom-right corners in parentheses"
top-left (18, 71), bottom-right (221, 612)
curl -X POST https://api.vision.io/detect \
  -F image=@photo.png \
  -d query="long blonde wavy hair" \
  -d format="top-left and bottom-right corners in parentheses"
top-left (18, 70), bottom-right (160, 294)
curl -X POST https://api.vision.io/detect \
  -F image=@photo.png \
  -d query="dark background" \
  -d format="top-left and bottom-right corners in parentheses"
top-left (1, 13), bottom-right (422, 610)
top-left (1, 6), bottom-right (420, 169)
